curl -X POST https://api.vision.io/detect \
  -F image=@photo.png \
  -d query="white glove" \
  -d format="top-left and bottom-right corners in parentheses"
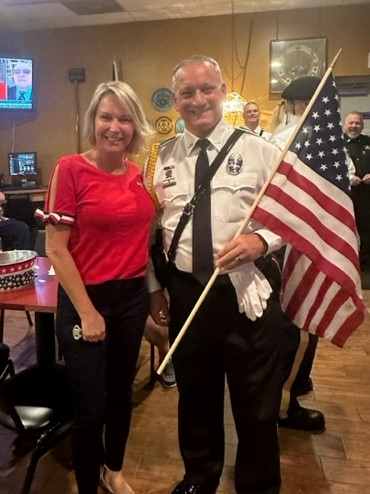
top-left (228, 265), bottom-right (272, 321)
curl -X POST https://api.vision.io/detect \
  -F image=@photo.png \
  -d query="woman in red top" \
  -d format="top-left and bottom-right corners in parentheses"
top-left (42, 81), bottom-right (155, 494)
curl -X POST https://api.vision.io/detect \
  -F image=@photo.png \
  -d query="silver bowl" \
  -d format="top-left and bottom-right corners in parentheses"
top-left (0, 250), bottom-right (37, 266)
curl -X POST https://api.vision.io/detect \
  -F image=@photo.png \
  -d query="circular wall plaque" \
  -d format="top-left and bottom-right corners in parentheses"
top-left (155, 116), bottom-right (173, 135)
top-left (151, 87), bottom-right (174, 112)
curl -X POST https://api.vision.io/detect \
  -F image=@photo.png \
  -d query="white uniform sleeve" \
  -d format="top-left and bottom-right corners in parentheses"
top-left (255, 229), bottom-right (284, 254)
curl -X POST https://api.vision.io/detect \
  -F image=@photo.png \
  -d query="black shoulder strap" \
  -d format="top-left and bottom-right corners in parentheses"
top-left (167, 128), bottom-right (245, 262)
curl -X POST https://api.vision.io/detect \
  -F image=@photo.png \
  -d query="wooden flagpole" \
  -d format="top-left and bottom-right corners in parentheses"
top-left (157, 49), bottom-right (342, 375)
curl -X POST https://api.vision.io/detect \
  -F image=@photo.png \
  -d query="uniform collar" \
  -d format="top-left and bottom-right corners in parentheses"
top-left (183, 119), bottom-right (231, 156)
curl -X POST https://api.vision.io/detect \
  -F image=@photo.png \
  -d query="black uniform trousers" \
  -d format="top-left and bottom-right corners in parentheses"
top-left (352, 184), bottom-right (370, 269)
top-left (56, 278), bottom-right (148, 494)
top-left (260, 251), bottom-right (318, 403)
top-left (167, 264), bottom-right (297, 494)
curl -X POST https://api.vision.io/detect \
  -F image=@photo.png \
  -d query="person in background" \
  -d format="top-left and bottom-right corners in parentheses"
top-left (243, 101), bottom-right (272, 140)
top-left (148, 55), bottom-right (296, 494)
top-left (7, 60), bottom-right (32, 102)
top-left (270, 76), bottom-right (330, 433)
top-left (343, 111), bottom-right (370, 271)
top-left (38, 81), bottom-right (155, 494)
top-left (0, 191), bottom-right (31, 250)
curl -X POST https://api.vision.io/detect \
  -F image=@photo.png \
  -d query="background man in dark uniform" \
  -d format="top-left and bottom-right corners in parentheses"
top-left (343, 111), bottom-right (370, 271)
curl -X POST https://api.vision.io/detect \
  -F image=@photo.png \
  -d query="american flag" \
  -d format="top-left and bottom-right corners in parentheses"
top-left (252, 74), bottom-right (366, 347)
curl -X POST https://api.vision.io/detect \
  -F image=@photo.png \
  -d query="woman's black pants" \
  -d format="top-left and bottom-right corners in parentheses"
top-left (56, 278), bottom-right (148, 494)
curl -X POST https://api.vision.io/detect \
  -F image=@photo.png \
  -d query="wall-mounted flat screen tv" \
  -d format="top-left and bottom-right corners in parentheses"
top-left (0, 57), bottom-right (34, 111)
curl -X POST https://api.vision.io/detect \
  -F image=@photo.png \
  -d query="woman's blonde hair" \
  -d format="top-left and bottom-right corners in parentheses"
top-left (84, 81), bottom-right (153, 154)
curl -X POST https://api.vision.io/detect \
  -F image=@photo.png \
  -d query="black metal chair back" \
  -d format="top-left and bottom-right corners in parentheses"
top-left (0, 356), bottom-right (73, 494)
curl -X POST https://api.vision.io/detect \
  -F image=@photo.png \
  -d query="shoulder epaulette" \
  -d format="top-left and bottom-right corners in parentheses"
top-left (159, 135), bottom-right (177, 148)
top-left (236, 126), bottom-right (255, 136)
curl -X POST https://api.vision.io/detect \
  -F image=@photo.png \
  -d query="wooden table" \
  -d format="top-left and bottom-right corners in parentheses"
top-left (0, 256), bottom-right (57, 366)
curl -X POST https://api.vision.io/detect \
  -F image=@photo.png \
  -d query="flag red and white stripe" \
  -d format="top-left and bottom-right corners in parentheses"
top-left (252, 73), bottom-right (366, 347)
top-left (253, 154), bottom-right (364, 346)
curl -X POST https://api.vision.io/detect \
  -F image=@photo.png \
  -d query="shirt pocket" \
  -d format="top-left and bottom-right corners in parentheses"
top-left (159, 183), bottom-right (191, 231)
top-left (212, 172), bottom-right (258, 223)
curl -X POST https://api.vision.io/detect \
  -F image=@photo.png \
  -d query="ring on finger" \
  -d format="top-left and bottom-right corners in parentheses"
top-left (159, 310), bottom-right (167, 320)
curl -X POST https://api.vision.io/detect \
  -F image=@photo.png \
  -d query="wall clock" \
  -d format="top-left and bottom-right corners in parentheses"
top-left (270, 38), bottom-right (327, 93)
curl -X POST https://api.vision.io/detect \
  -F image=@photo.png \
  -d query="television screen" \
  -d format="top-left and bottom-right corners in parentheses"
top-left (0, 57), bottom-right (33, 111)
top-left (8, 152), bottom-right (37, 176)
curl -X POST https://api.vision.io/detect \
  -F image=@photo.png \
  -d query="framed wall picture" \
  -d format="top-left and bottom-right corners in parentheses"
top-left (270, 38), bottom-right (327, 93)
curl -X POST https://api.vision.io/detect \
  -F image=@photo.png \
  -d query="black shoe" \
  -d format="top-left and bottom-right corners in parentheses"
top-left (279, 405), bottom-right (325, 433)
top-left (294, 377), bottom-right (314, 396)
top-left (172, 480), bottom-right (216, 494)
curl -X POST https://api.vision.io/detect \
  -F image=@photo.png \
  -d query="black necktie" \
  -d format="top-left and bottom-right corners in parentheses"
top-left (18, 91), bottom-right (26, 101)
top-left (192, 139), bottom-right (214, 284)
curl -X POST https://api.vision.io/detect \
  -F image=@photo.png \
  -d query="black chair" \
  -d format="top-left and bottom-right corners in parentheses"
top-left (0, 342), bottom-right (15, 381)
top-left (0, 347), bottom-right (73, 494)
top-left (0, 309), bottom-right (33, 344)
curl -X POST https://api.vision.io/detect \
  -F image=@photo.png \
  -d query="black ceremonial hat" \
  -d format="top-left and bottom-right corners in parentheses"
top-left (282, 76), bottom-right (321, 101)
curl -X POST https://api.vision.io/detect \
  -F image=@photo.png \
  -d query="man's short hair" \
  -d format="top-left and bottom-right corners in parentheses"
top-left (244, 101), bottom-right (259, 110)
top-left (344, 111), bottom-right (364, 121)
top-left (172, 55), bottom-right (222, 90)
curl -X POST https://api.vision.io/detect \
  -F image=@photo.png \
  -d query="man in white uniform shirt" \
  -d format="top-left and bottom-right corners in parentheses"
top-left (147, 55), bottom-right (296, 494)
top-left (243, 101), bottom-right (272, 140)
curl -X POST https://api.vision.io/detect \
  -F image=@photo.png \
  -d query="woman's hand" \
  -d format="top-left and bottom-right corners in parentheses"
top-left (362, 173), bottom-right (370, 184)
top-left (80, 309), bottom-right (106, 342)
top-left (216, 233), bottom-right (267, 272)
top-left (150, 289), bottom-right (170, 327)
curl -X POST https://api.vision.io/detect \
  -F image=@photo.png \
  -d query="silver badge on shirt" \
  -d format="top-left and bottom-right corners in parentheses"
top-left (226, 153), bottom-right (243, 175)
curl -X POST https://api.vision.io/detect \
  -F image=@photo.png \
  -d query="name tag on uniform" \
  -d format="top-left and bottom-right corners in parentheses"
top-left (162, 165), bottom-right (177, 188)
